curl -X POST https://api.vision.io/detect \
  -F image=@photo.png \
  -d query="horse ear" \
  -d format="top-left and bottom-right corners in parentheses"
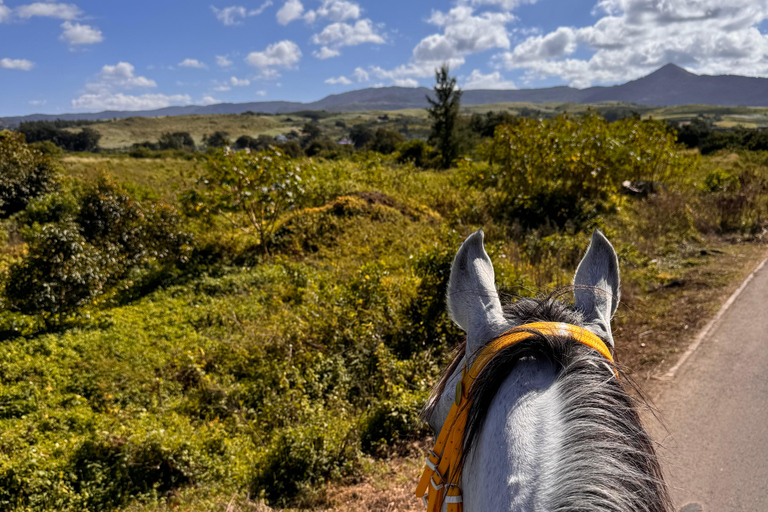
top-left (447, 230), bottom-right (507, 357)
top-left (574, 230), bottom-right (621, 346)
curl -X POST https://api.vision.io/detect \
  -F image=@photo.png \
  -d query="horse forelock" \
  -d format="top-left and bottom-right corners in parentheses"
top-left (424, 292), bottom-right (673, 512)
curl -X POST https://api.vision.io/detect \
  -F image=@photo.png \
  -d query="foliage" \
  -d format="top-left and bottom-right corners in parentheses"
top-left (17, 122), bottom-right (101, 152)
top-left (479, 112), bottom-right (698, 231)
top-left (203, 131), bottom-right (231, 148)
top-left (427, 65), bottom-right (463, 169)
top-left (349, 124), bottom-right (374, 149)
top-left (157, 132), bottom-right (195, 151)
top-left (186, 147), bottom-right (306, 254)
top-left (366, 128), bottom-right (405, 155)
top-left (397, 139), bottom-right (437, 168)
top-left (0, 130), bottom-right (59, 218)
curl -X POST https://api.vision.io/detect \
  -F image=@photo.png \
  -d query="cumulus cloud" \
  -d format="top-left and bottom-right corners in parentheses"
top-left (463, 0), bottom-right (537, 11)
top-left (312, 19), bottom-right (385, 46)
top-left (179, 58), bottom-right (207, 69)
top-left (0, 1), bottom-right (11, 22)
top-left (394, 78), bottom-right (419, 87)
top-left (72, 93), bottom-right (191, 111)
top-left (313, 47), bottom-right (340, 59)
top-left (497, 0), bottom-right (768, 87)
top-left (72, 61), bottom-right (190, 112)
top-left (0, 58), bottom-right (35, 70)
top-left (325, 75), bottom-right (352, 84)
top-left (212, 1), bottom-right (272, 25)
top-left (246, 40), bottom-right (302, 69)
top-left (84, 62), bottom-right (157, 94)
top-left (352, 67), bottom-right (369, 82)
top-left (200, 96), bottom-right (221, 106)
top-left (276, 0), bottom-right (304, 25)
top-left (216, 55), bottom-right (233, 67)
top-left (230, 76), bottom-right (250, 86)
top-left (305, 0), bottom-right (360, 23)
top-left (60, 21), bottom-right (103, 45)
top-left (16, 2), bottom-right (81, 19)
top-left (372, 6), bottom-right (513, 85)
top-left (463, 69), bottom-right (515, 89)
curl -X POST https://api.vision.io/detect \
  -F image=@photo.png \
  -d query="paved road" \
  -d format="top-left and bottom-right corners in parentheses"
top-left (650, 259), bottom-right (768, 511)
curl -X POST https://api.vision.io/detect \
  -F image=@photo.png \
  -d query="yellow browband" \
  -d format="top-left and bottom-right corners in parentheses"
top-left (415, 322), bottom-right (615, 512)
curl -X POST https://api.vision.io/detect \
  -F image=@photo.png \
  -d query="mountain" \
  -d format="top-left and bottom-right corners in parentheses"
top-left (3, 64), bottom-right (768, 128)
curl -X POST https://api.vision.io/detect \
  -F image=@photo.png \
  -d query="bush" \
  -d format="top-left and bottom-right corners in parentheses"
top-left (4, 223), bottom-right (109, 317)
top-left (360, 392), bottom-right (425, 456)
top-left (185, 147), bottom-right (306, 254)
top-left (366, 128), bottom-right (405, 155)
top-left (396, 139), bottom-right (436, 168)
top-left (158, 132), bottom-right (195, 151)
top-left (0, 130), bottom-right (59, 218)
top-left (203, 131), bottom-right (230, 148)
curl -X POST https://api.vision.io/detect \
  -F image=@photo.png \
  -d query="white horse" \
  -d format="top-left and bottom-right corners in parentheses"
top-left (421, 229), bottom-right (671, 512)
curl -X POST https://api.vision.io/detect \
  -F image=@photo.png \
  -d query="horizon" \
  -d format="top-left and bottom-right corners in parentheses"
top-left (2, 0), bottom-right (768, 117)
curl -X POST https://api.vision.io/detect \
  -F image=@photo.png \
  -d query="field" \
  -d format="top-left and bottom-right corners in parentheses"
top-left (2, 110), bottom-right (768, 512)
top-left (63, 103), bottom-right (768, 149)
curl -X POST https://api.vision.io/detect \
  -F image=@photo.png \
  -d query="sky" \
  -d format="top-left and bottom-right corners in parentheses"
top-left (2, 0), bottom-right (768, 117)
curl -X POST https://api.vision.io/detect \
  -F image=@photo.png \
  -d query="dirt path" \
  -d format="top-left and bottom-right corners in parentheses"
top-left (650, 257), bottom-right (768, 511)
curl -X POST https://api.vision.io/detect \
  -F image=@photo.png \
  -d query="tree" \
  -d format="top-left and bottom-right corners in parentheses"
top-left (158, 132), bottom-right (195, 150)
top-left (349, 125), bottom-right (374, 149)
top-left (204, 131), bottom-right (231, 148)
top-left (426, 65), bottom-right (462, 169)
top-left (0, 130), bottom-right (59, 218)
top-left (186, 147), bottom-right (305, 254)
top-left (367, 128), bottom-right (405, 155)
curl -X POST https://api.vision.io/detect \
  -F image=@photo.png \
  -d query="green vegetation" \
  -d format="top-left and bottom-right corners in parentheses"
top-left (3, 89), bottom-right (768, 511)
top-left (427, 65), bottom-right (463, 169)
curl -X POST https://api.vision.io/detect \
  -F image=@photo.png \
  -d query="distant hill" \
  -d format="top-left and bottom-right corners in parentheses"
top-left (3, 64), bottom-right (768, 128)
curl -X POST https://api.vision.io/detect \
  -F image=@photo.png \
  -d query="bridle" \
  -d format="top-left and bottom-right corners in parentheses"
top-left (415, 322), bottom-right (616, 512)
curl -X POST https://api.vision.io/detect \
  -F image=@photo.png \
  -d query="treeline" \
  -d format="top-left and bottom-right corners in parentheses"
top-left (17, 121), bottom-right (101, 152)
top-left (675, 118), bottom-right (768, 154)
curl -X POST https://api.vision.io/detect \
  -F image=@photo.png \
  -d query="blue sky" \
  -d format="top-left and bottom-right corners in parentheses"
top-left (2, 0), bottom-right (768, 117)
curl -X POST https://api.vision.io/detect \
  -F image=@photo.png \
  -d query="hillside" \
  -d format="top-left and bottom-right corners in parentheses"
top-left (5, 64), bottom-right (768, 128)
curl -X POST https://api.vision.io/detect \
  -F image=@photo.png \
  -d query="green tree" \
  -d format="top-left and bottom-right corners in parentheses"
top-left (158, 132), bottom-right (195, 150)
top-left (426, 65), bottom-right (462, 169)
top-left (186, 147), bottom-right (305, 254)
top-left (0, 130), bottom-right (59, 217)
top-left (204, 131), bottom-right (231, 148)
top-left (367, 128), bottom-right (405, 155)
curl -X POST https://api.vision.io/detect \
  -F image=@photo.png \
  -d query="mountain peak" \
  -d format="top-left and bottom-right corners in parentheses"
top-left (647, 63), bottom-right (695, 78)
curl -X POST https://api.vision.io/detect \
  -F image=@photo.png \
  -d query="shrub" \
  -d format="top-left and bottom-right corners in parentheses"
top-left (0, 130), bottom-right (59, 218)
top-left (396, 139), bottom-right (436, 168)
top-left (360, 392), bottom-right (425, 456)
top-left (203, 131), bottom-right (231, 148)
top-left (158, 132), bottom-right (195, 151)
top-left (366, 128), bottom-right (405, 155)
top-left (186, 147), bottom-right (306, 254)
top-left (4, 223), bottom-right (109, 317)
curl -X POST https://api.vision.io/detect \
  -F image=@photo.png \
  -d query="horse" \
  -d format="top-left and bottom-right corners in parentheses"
top-left (419, 229), bottom-right (671, 512)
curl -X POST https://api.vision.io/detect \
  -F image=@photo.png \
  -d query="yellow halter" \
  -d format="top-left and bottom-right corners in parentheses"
top-left (415, 322), bottom-right (616, 512)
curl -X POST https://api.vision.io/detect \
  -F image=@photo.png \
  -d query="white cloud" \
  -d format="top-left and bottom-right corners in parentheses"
top-left (394, 78), bottom-right (419, 87)
top-left (72, 93), bottom-right (192, 111)
top-left (256, 90), bottom-right (267, 96)
top-left (352, 67), bottom-right (369, 82)
top-left (214, 84), bottom-right (232, 92)
top-left (216, 55), bottom-right (233, 67)
top-left (325, 75), bottom-right (352, 84)
top-left (0, 58), bottom-right (35, 70)
top-left (305, 0), bottom-right (360, 23)
top-left (246, 40), bottom-right (302, 69)
top-left (16, 2), bottom-right (81, 19)
top-left (497, 0), bottom-right (768, 87)
top-left (60, 21), bottom-right (103, 46)
top-left (464, 69), bottom-right (515, 89)
top-left (310, 19), bottom-right (385, 57)
top-left (29, 99), bottom-right (46, 106)
top-left (276, 0), bottom-right (303, 25)
top-left (313, 46), bottom-right (340, 59)
top-left (200, 96), bottom-right (221, 106)
top-left (179, 58), bottom-right (207, 69)
top-left (84, 62), bottom-right (157, 94)
top-left (230, 76), bottom-right (250, 86)
top-left (212, 2), bottom-right (272, 25)
top-left (372, 6), bottom-right (513, 85)
top-left (0, 1), bottom-right (11, 22)
top-left (463, 0), bottom-right (537, 11)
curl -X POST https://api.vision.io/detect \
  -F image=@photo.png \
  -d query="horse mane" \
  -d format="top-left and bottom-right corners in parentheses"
top-left (424, 291), bottom-right (672, 512)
